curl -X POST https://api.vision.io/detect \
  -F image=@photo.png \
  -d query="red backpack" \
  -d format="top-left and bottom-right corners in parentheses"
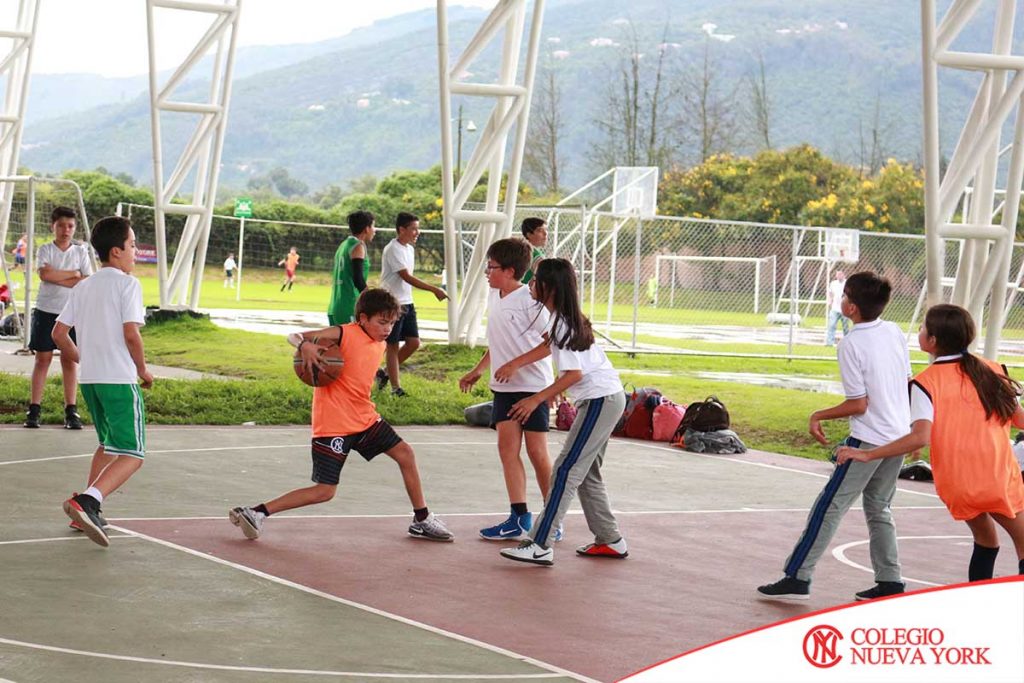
top-left (615, 387), bottom-right (662, 439)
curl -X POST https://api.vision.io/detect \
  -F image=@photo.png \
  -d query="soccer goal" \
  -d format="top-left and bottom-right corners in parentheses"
top-left (652, 254), bottom-right (778, 314)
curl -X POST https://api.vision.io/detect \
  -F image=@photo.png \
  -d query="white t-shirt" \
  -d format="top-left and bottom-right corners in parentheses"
top-left (486, 286), bottom-right (552, 392)
top-left (35, 241), bottom-right (94, 314)
top-left (837, 318), bottom-right (911, 444)
top-left (380, 239), bottom-right (415, 305)
top-left (224, 257), bottom-right (237, 271)
top-left (828, 278), bottom-right (846, 313)
top-left (549, 320), bottom-right (622, 403)
top-left (908, 353), bottom-right (962, 423)
top-left (56, 267), bottom-right (146, 384)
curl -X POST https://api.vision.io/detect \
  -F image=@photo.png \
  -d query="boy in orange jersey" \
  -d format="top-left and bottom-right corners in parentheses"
top-left (278, 246), bottom-right (300, 292)
top-left (229, 288), bottom-right (453, 542)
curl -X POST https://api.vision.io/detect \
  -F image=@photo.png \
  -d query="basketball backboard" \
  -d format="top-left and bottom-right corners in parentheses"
top-left (612, 167), bottom-right (658, 218)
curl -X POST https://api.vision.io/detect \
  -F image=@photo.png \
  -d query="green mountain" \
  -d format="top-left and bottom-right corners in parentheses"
top-left (20, 0), bottom-right (1004, 193)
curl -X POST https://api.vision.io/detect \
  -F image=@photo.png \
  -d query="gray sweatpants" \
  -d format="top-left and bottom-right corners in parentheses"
top-left (783, 437), bottom-right (903, 583)
top-left (530, 391), bottom-right (626, 548)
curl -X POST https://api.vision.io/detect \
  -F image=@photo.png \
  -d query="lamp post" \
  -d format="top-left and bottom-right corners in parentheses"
top-left (455, 104), bottom-right (477, 182)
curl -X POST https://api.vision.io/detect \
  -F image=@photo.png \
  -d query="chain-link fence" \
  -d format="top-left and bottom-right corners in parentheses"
top-left (502, 205), bottom-right (1024, 360)
top-left (1, 178), bottom-right (92, 345)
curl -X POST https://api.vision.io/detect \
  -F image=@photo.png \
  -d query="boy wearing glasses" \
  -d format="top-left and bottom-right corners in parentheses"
top-left (459, 238), bottom-right (556, 541)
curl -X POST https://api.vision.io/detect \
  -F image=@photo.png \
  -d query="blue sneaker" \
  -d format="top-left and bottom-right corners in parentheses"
top-left (480, 511), bottom-right (532, 541)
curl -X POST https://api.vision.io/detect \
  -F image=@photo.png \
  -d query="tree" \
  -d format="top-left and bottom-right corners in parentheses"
top-left (679, 37), bottom-right (740, 163)
top-left (855, 91), bottom-right (895, 176)
top-left (591, 22), bottom-right (678, 171)
top-left (524, 63), bottom-right (564, 196)
top-left (745, 48), bottom-right (772, 150)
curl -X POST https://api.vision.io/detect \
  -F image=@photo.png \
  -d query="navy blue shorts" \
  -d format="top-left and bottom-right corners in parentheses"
top-left (310, 419), bottom-right (403, 485)
top-left (490, 391), bottom-right (550, 432)
top-left (29, 309), bottom-right (74, 353)
top-left (386, 304), bottom-right (419, 344)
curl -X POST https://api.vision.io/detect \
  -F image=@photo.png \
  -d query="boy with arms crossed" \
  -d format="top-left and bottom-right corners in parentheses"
top-left (26, 207), bottom-right (94, 429)
top-left (58, 216), bottom-right (153, 548)
top-left (460, 238), bottom-right (555, 541)
top-left (230, 288), bottom-right (453, 542)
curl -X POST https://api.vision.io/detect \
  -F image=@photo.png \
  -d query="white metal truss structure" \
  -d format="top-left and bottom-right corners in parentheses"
top-left (436, 0), bottom-right (546, 344)
top-left (0, 0), bottom-right (39, 265)
top-left (921, 0), bottom-right (1024, 358)
top-left (147, 0), bottom-right (241, 309)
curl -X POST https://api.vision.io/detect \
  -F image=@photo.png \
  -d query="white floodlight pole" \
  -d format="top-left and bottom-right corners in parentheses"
top-left (437, 0), bottom-right (547, 344)
top-left (0, 0), bottom-right (40, 255)
top-left (921, 0), bottom-right (1023, 358)
top-left (147, 0), bottom-right (241, 310)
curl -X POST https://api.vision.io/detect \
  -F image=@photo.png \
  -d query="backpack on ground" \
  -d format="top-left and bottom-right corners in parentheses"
top-left (621, 388), bottom-right (663, 440)
top-left (464, 401), bottom-right (493, 427)
top-left (652, 399), bottom-right (686, 442)
top-left (676, 396), bottom-right (730, 435)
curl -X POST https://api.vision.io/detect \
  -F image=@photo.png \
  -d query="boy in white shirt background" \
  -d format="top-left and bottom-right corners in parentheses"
top-left (460, 238), bottom-right (555, 541)
top-left (377, 212), bottom-right (447, 396)
top-left (825, 269), bottom-right (850, 347)
top-left (25, 206), bottom-right (94, 429)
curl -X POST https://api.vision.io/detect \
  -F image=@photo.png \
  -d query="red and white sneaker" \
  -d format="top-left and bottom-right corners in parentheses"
top-left (63, 494), bottom-right (109, 548)
top-left (576, 538), bottom-right (628, 559)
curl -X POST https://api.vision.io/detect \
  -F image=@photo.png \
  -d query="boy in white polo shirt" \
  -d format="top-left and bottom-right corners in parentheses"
top-left (54, 216), bottom-right (153, 549)
top-left (460, 238), bottom-right (555, 541)
top-left (757, 271), bottom-right (910, 602)
top-left (25, 206), bottom-right (94, 429)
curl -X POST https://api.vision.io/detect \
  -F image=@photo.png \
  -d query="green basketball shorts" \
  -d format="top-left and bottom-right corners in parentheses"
top-left (81, 383), bottom-right (147, 459)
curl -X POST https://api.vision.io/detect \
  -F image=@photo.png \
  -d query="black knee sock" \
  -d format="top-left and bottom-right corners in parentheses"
top-left (1018, 558), bottom-right (1024, 575)
top-left (254, 503), bottom-right (270, 516)
top-left (287, 281), bottom-right (293, 290)
top-left (968, 543), bottom-right (999, 581)
top-left (511, 502), bottom-right (528, 516)
top-left (414, 507), bottom-right (429, 522)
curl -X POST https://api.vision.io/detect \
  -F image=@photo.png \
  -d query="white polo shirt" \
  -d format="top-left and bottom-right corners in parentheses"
top-left (56, 267), bottom-right (146, 384)
top-left (486, 285), bottom-right (552, 392)
top-left (35, 241), bottom-right (94, 314)
top-left (380, 239), bottom-right (414, 305)
top-left (837, 318), bottom-right (911, 444)
top-left (828, 278), bottom-right (845, 313)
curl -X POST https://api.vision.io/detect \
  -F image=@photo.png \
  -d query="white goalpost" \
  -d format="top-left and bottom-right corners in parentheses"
top-left (653, 254), bottom-right (777, 314)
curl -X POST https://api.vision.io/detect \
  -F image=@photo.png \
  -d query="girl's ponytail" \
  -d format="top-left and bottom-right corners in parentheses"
top-left (926, 304), bottom-right (1022, 422)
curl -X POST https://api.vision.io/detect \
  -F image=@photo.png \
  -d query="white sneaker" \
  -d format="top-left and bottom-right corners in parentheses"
top-left (500, 540), bottom-right (554, 566)
top-left (229, 506), bottom-right (266, 540)
top-left (408, 512), bottom-right (454, 542)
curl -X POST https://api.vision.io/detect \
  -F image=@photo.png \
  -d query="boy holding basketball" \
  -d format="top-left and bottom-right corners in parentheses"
top-left (229, 288), bottom-right (454, 542)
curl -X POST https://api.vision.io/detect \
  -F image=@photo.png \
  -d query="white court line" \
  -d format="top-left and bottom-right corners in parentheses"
top-left (0, 637), bottom-right (563, 679)
top-left (108, 505), bottom-right (945, 523)
top-left (0, 441), bottom-right (502, 466)
top-left (831, 535), bottom-right (974, 587)
top-left (624, 440), bottom-right (942, 500)
top-left (0, 535), bottom-right (135, 546)
top-left (109, 525), bottom-right (596, 683)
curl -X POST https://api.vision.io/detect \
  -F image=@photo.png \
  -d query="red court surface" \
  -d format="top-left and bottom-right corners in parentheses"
top-left (116, 505), bottom-right (1006, 682)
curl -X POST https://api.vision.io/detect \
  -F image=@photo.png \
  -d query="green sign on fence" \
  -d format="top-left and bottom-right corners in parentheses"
top-left (233, 197), bottom-right (253, 218)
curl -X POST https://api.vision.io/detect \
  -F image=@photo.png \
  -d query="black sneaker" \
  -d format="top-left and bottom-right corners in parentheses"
top-left (756, 576), bottom-right (810, 601)
top-left (855, 581), bottom-right (905, 601)
top-left (375, 368), bottom-right (389, 391)
top-left (24, 403), bottom-right (40, 428)
top-left (64, 405), bottom-right (83, 430)
top-left (392, 387), bottom-right (408, 397)
top-left (62, 493), bottom-right (109, 548)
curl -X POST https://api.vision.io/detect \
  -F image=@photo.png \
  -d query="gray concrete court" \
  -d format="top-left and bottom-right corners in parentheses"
top-left (1, 424), bottom-right (1016, 682)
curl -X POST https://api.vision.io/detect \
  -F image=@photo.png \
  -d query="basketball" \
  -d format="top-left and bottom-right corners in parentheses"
top-left (293, 339), bottom-right (344, 387)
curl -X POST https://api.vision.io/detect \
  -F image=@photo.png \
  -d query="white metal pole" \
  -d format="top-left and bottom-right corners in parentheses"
top-left (606, 228), bottom-right (617, 334)
top-left (754, 260), bottom-right (761, 314)
top-left (436, 0), bottom-right (459, 342)
top-left (631, 212), bottom-right (641, 350)
top-left (23, 175), bottom-right (33, 350)
top-left (921, 0), bottom-right (944, 309)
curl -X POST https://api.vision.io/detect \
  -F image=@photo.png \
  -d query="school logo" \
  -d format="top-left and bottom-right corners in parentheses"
top-left (329, 437), bottom-right (345, 453)
top-left (803, 625), bottom-right (843, 668)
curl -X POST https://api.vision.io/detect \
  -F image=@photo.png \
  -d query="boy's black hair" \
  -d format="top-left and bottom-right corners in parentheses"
top-left (396, 212), bottom-right (418, 230)
top-left (520, 217), bottom-right (546, 237)
top-left (51, 206), bottom-right (76, 223)
top-left (355, 287), bottom-right (400, 320)
top-left (347, 210), bottom-right (374, 235)
top-left (91, 216), bottom-right (132, 262)
top-left (843, 271), bottom-right (891, 322)
top-left (486, 238), bottom-right (531, 280)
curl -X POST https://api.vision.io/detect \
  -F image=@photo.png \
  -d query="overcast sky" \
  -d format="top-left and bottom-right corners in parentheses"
top-left (22, 0), bottom-right (492, 77)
